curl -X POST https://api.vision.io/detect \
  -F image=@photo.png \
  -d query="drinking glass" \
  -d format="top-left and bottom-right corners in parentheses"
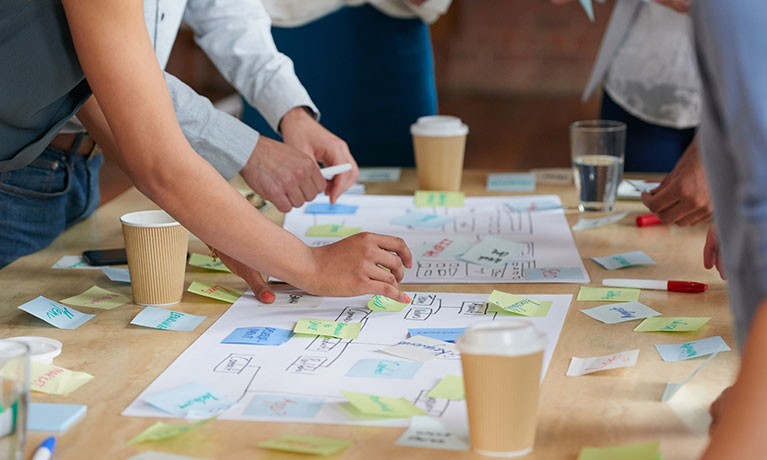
top-left (0, 340), bottom-right (29, 460)
top-left (570, 120), bottom-right (627, 212)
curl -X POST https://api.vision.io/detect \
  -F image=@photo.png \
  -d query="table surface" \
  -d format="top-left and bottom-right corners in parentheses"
top-left (1, 169), bottom-right (735, 460)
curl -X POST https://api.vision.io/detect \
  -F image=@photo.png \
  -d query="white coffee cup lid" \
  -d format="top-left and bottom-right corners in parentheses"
top-left (456, 319), bottom-right (545, 356)
top-left (120, 210), bottom-right (180, 228)
top-left (5, 336), bottom-right (63, 364)
top-left (410, 115), bottom-right (469, 137)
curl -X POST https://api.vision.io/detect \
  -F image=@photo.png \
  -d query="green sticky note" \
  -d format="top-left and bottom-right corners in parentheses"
top-left (577, 440), bottom-right (660, 460)
top-left (487, 290), bottom-right (550, 317)
top-left (305, 224), bottom-right (361, 238)
top-left (634, 317), bottom-right (710, 332)
top-left (294, 318), bottom-right (361, 339)
top-left (188, 253), bottom-right (232, 273)
top-left (259, 435), bottom-right (353, 456)
top-left (368, 295), bottom-right (409, 312)
top-left (426, 375), bottom-right (465, 400)
top-left (577, 287), bottom-right (641, 302)
top-left (341, 391), bottom-right (426, 418)
top-left (127, 417), bottom-right (214, 445)
top-left (187, 281), bottom-right (244, 303)
top-left (414, 190), bottom-right (465, 207)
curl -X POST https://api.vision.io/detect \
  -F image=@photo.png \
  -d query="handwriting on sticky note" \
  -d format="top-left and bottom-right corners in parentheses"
top-left (524, 267), bottom-right (583, 281)
top-left (531, 168), bottom-right (573, 185)
top-left (127, 417), bottom-right (215, 445)
top-left (245, 395), bottom-right (324, 418)
top-left (268, 293), bottom-right (323, 307)
top-left (391, 212), bottom-right (455, 228)
top-left (60, 286), bottom-right (131, 310)
top-left (426, 375), bottom-right (465, 400)
top-left (592, 251), bottom-right (656, 270)
top-left (17, 296), bottom-right (96, 329)
top-left (294, 318), bottom-right (361, 339)
top-left (486, 173), bottom-right (536, 191)
top-left (634, 316), bottom-right (710, 332)
top-left (408, 328), bottom-right (466, 343)
top-left (0, 361), bottom-right (93, 395)
top-left (368, 295), bottom-right (409, 312)
top-left (304, 203), bottom-right (358, 215)
top-left (572, 211), bottom-right (629, 231)
top-left (188, 253), bottom-right (232, 272)
top-left (358, 167), bottom-right (402, 182)
top-left (505, 199), bottom-right (562, 213)
top-left (415, 236), bottom-right (470, 258)
top-left (576, 440), bottom-right (660, 460)
top-left (414, 190), bottom-right (465, 207)
top-left (346, 359), bottom-right (423, 379)
top-left (341, 391), bottom-right (426, 418)
top-left (577, 287), bottom-right (640, 302)
top-left (221, 327), bottom-right (293, 346)
top-left (130, 307), bottom-right (206, 332)
top-left (101, 266), bottom-right (131, 283)
top-left (487, 290), bottom-right (550, 317)
top-left (144, 383), bottom-right (235, 418)
top-left (305, 224), bottom-right (361, 238)
top-left (655, 336), bottom-right (730, 362)
top-left (580, 301), bottom-right (661, 324)
top-left (187, 281), bottom-right (243, 303)
top-left (395, 416), bottom-right (470, 451)
top-left (566, 349), bottom-right (640, 376)
top-left (458, 236), bottom-right (527, 267)
top-left (259, 435), bottom-right (353, 456)
top-left (379, 336), bottom-right (457, 362)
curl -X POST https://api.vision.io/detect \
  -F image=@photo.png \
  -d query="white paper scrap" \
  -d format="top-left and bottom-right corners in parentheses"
top-left (566, 349), bottom-right (640, 376)
top-left (51, 256), bottom-right (100, 270)
top-left (395, 416), bottom-right (469, 451)
top-left (379, 336), bottom-right (458, 362)
top-left (572, 211), bottom-right (629, 231)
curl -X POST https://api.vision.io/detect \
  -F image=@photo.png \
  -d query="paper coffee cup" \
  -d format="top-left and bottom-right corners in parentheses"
top-left (411, 115), bottom-right (468, 191)
top-left (456, 320), bottom-right (546, 457)
top-left (121, 210), bottom-right (188, 307)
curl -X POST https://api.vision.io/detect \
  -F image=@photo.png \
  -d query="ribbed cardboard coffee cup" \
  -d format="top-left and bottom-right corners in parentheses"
top-left (120, 210), bottom-right (188, 307)
top-left (456, 320), bottom-right (546, 457)
top-left (411, 115), bottom-right (468, 191)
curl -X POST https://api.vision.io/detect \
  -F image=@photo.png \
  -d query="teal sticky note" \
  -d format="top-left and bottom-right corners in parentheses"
top-left (28, 403), bottom-right (87, 431)
top-left (579, 0), bottom-right (595, 21)
top-left (130, 307), bottom-right (206, 332)
top-left (144, 383), bottom-right (235, 418)
top-left (486, 173), bottom-right (536, 191)
top-left (18, 296), bottom-right (96, 329)
top-left (345, 359), bottom-right (423, 379)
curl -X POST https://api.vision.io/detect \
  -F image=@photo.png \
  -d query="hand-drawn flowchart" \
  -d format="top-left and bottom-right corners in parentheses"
top-left (281, 195), bottom-right (589, 284)
top-left (123, 292), bottom-right (573, 427)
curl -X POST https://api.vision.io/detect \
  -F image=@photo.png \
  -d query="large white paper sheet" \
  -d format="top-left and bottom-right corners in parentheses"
top-left (281, 195), bottom-right (589, 284)
top-left (123, 292), bottom-right (573, 427)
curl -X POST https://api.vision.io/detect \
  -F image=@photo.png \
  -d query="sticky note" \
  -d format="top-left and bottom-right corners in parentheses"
top-left (127, 418), bottom-right (214, 445)
top-left (486, 173), bottom-right (536, 191)
top-left (577, 441), bottom-right (660, 460)
top-left (458, 236), bottom-right (527, 267)
top-left (426, 375), bottom-right (465, 400)
top-left (577, 287), bottom-right (640, 302)
top-left (572, 211), bottom-right (629, 231)
top-left (221, 327), bottom-right (292, 346)
top-left (566, 349), bottom-right (640, 376)
top-left (592, 251), bottom-right (656, 270)
top-left (0, 361), bottom-right (94, 395)
top-left (580, 301), bottom-right (661, 324)
top-left (305, 224), bottom-right (361, 238)
top-left (395, 416), bottom-right (470, 451)
top-left (144, 383), bottom-right (235, 418)
top-left (524, 267), bottom-right (584, 281)
top-left (368, 295), bottom-right (409, 312)
top-left (28, 403), bottom-right (87, 431)
top-left (341, 391), bottom-right (426, 418)
top-left (60, 286), bottom-right (131, 310)
top-left (259, 435), bottom-right (352, 456)
top-left (531, 167), bottom-right (573, 185)
top-left (305, 203), bottom-right (358, 214)
top-left (130, 307), bottom-right (206, 332)
top-left (101, 266), bottom-right (130, 283)
top-left (579, 0), bottom-right (595, 21)
top-left (414, 190), bottom-right (465, 207)
top-left (415, 236), bottom-right (470, 258)
top-left (51, 255), bottom-right (99, 270)
top-left (18, 296), bottom-right (95, 329)
top-left (127, 453), bottom-right (212, 460)
top-left (379, 336), bottom-right (457, 362)
top-left (408, 328), bottom-right (466, 343)
top-left (662, 348), bottom-right (722, 402)
top-left (245, 395), bottom-right (324, 418)
top-left (391, 212), bottom-right (455, 228)
top-left (269, 293), bottom-right (324, 307)
top-left (188, 253), bottom-right (231, 272)
top-left (345, 359), bottom-right (423, 379)
top-left (358, 167), bottom-right (401, 182)
top-left (655, 336), bottom-right (731, 362)
top-left (634, 317), bottom-right (710, 332)
top-left (487, 290), bottom-right (550, 317)
top-left (505, 199), bottom-right (562, 213)
top-left (294, 318), bottom-right (361, 339)
top-left (187, 281), bottom-right (243, 303)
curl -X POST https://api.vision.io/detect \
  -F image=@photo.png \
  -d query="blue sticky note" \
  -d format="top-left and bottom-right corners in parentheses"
top-left (505, 199), bottom-right (562, 213)
top-left (580, 0), bottom-right (594, 21)
top-left (392, 212), bottom-right (455, 228)
top-left (345, 359), bottom-right (423, 379)
top-left (144, 382), bottom-right (235, 418)
top-left (655, 336), bottom-right (731, 362)
top-left (487, 173), bottom-right (536, 192)
top-left (408, 328), bottom-right (467, 343)
top-left (222, 327), bottom-right (293, 346)
top-left (523, 267), bottom-right (584, 281)
top-left (101, 266), bottom-right (131, 283)
top-left (244, 395), bottom-right (324, 418)
top-left (28, 403), bottom-right (87, 431)
top-left (130, 306), bottom-right (206, 332)
top-left (17, 296), bottom-right (96, 329)
top-left (305, 203), bottom-right (358, 215)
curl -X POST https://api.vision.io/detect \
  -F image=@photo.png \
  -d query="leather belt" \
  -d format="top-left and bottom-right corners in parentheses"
top-left (49, 133), bottom-right (100, 159)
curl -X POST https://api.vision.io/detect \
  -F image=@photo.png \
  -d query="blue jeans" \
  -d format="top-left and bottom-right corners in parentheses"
top-left (0, 143), bottom-right (102, 268)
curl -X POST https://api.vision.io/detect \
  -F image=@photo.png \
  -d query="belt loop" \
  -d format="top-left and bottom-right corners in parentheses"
top-left (86, 142), bottom-right (100, 161)
top-left (71, 133), bottom-right (85, 155)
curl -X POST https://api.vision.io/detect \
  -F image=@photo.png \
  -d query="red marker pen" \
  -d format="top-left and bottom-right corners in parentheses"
top-left (636, 214), bottom-right (662, 227)
top-left (602, 278), bottom-right (708, 293)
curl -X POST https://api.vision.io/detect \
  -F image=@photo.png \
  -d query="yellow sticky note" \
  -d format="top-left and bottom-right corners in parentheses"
top-left (188, 253), bottom-right (232, 273)
top-left (259, 435), bottom-right (353, 456)
top-left (577, 287), bottom-right (640, 302)
top-left (0, 361), bottom-right (94, 395)
top-left (577, 440), bottom-right (661, 460)
top-left (187, 281), bottom-right (244, 303)
top-left (487, 290), bottom-right (550, 317)
top-left (294, 318), bottom-right (361, 339)
top-left (305, 224), bottom-right (361, 238)
top-left (127, 417), bottom-right (215, 445)
top-left (634, 317), bottom-right (710, 332)
top-left (368, 295), bottom-right (409, 312)
top-left (341, 391), bottom-right (426, 418)
top-left (60, 285), bottom-right (131, 310)
top-left (415, 190), bottom-right (465, 207)
top-left (426, 375), bottom-right (465, 400)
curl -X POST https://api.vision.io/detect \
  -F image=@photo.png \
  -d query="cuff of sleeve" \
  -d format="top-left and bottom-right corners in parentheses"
top-left (248, 70), bottom-right (320, 134)
top-left (199, 111), bottom-right (260, 180)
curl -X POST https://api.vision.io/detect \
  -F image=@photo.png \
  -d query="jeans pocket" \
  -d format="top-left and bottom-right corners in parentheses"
top-left (0, 150), bottom-right (72, 199)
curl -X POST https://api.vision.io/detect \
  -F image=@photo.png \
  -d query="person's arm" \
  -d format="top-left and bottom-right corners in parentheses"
top-left (63, 0), bottom-right (411, 302)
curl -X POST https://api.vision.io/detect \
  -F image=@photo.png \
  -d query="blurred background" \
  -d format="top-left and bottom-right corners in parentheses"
top-left (100, 0), bottom-right (613, 202)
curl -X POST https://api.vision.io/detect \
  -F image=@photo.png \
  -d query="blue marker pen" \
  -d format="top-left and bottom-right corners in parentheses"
top-left (32, 436), bottom-right (55, 460)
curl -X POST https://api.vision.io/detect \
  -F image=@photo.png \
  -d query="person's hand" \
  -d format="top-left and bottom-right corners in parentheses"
top-left (210, 249), bottom-right (276, 304)
top-left (703, 225), bottom-right (726, 280)
top-left (280, 107), bottom-right (360, 204)
top-left (709, 385), bottom-right (733, 436)
top-left (305, 232), bottom-right (413, 303)
top-left (641, 139), bottom-right (713, 226)
top-left (652, 0), bottom-right (691, 14)
top-left (240, 135), bottom-right (326, 213)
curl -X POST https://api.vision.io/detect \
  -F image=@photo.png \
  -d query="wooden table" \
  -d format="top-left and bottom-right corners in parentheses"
top-left (1, 169), bottom-right (736, 459)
